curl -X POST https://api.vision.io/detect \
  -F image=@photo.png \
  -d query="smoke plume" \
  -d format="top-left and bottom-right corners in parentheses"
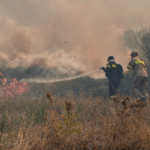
top-left (0, 0), bottom-right (150, 79)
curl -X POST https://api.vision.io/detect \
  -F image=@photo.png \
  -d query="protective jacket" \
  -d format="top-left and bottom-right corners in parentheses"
top-left (127, 56), bottom-right (148, 77)
top-left (104, 60), bottom-right (121, 97)
top-left (105, 60), bottom-right (119, 80)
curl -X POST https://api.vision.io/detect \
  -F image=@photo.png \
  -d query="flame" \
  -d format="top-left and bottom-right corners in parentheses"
top-left (0, 72), bottom-right (3, 77)
top-left (0, 72), bottom-right (30, 97)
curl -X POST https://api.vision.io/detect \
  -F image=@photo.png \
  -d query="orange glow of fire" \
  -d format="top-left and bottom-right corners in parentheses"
top-left (0, 72), bottom-right (30, 97)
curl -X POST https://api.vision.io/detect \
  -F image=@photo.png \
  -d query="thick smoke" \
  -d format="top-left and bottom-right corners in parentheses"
top-left (0, 0), bottom-right (150, 79)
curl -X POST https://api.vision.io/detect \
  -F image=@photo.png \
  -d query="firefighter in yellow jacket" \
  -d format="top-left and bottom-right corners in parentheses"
top-left (127, 51), bottom-right (149, 102)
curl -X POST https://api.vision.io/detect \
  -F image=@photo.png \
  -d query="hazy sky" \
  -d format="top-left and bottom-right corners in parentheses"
top-left (0, 0), bottom-right (150, 78)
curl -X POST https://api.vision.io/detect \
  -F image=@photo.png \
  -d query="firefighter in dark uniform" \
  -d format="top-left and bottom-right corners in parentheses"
top-left (101, 56), bottom-right (124, 98)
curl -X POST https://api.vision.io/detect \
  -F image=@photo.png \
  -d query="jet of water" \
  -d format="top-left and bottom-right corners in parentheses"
top-left (20, 69), bottom-right (100, 83)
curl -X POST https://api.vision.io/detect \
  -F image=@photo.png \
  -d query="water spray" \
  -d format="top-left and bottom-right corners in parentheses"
top-left (20, 69), bottom-right (100, 83)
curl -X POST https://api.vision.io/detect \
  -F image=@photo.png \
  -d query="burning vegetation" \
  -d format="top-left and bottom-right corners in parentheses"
top-left (0, 72), bottom-right (30, 97)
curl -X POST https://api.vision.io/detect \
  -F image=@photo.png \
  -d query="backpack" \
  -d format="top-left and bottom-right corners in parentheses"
top-left (116, 64), bottom-right (124, 79)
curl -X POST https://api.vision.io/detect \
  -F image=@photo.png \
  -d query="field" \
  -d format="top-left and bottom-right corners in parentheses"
top-left (0, 92), bottom-right (149, 150)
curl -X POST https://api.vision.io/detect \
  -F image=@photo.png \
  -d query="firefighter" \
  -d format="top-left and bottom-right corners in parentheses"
top-left (101, 56), bottom-right (124, 98)
top-left (127, 51), bottom-right (149, 102)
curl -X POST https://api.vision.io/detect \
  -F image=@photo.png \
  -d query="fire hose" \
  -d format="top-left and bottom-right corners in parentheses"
top-left (21, 67), bottom-right (118, 95)
top-left (100, 67), bottom-right (118, 95)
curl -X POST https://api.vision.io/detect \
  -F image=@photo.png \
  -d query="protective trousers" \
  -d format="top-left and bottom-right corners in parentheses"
top-left (109, 79), bottom-right (120, 97)
top-left (132, 76), bottom-right (149, 100)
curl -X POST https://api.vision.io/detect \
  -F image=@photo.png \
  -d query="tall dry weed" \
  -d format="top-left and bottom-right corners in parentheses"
top-left (1, 94), bottom-right (150, 150)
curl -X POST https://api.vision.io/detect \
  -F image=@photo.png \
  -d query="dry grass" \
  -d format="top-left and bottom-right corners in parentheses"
top-left (0, 93), bottom-right (150, 149)
top-left (0, 94), bottom-right (147, 150)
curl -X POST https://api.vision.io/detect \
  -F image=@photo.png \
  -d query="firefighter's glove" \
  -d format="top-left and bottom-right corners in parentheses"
top-left (100, 66), bottom-right (106, 72)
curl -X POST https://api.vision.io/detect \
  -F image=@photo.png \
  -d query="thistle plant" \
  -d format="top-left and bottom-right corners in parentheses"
top-left (121, 96), bottom-right (129, 110)
top-left (113, 97), bottom-right (120, 104)
top-left (130, 98), bottom-right (147, 119)
top-left (46, 93), bottom-right (53, 109)
top-left (65, 101), bottom-right (73, 120)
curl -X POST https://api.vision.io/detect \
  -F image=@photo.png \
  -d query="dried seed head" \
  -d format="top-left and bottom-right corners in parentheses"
top-left (130, 98), bottom-right (141, 108)
top-left (65, 101), bottom-right (72, 112)
top-left (121, 100), bottom-right (126, 106)
top-left (46, 93), bottom-right (53, 107)
top-left (140, 102), bottom-right (147, 108)
top-left (130, 102), bottom-right (136, 108)
top-left (121, 96), bottom-right (130, 108)
top-left (121, 100), bottom-right (128, 108)
top-left (113, 97), bottom-right (119, 103)
top-left (46, 93), bottom-right (51, 99)
top-left (130, 100), bottom-right (147, 109)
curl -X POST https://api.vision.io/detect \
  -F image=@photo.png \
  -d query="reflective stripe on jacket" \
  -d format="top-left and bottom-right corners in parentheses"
top-left (127, 56), bottom-right (148, 77)
top-left (105, 60), bottom-right (118, 79)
